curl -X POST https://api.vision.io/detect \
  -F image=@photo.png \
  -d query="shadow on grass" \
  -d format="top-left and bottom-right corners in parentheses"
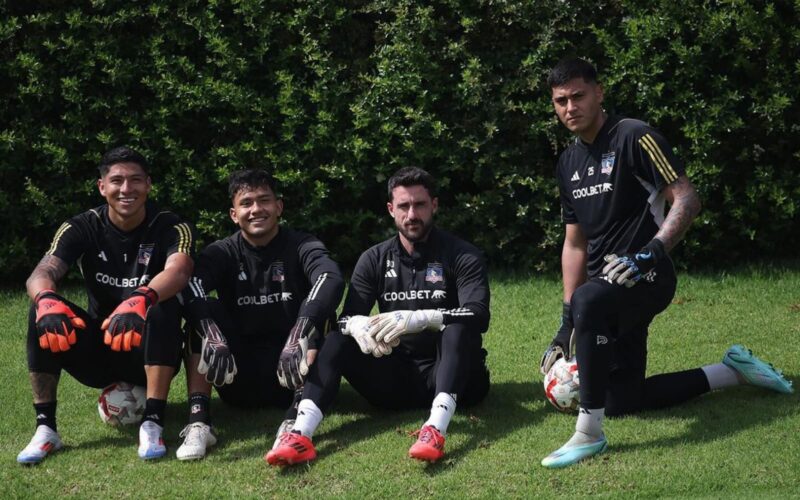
top-left (609, 379), bottom-right (800, 454)
top-left (213, 381), bottom-right (547, 474)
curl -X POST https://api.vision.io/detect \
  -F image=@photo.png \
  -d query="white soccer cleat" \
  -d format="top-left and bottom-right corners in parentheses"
top-left (17, 425), bottom-right (62, 465)
top-left (271, 419), bottom-right (295, 450)
top-left (176, 422), bottom-right (217, 461)
top-left (138, 420), bottom-right (167, 460)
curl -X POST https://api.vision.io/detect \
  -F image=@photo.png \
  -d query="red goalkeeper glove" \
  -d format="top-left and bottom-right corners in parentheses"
top-left (34, 290), bottom-right (87, 352)
top-left (102, 286), bottom-right (158, 352)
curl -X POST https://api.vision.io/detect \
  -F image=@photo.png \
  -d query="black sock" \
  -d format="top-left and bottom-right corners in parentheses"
top-left (188, 392), bottom-right (211, 424)
top-left (142, 398), bottom-right (167, 426)
top-left (34, 402), bottom-right (57, 432)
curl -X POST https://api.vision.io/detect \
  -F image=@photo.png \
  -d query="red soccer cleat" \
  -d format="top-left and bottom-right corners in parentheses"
top-left (408, 425), bottom-right (445, 462)
top-left (265, 432), bottom-right (317, 466)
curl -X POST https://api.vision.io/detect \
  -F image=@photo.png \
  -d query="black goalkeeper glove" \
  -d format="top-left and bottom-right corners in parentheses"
top-left (277, 317), bottom-right (318, 390)
top-left (539, 302), bottom-right (575, 375)
top-left (602, 238), bottom-right (667, 288)
top-left (197, 318), bottom-right (237, 386)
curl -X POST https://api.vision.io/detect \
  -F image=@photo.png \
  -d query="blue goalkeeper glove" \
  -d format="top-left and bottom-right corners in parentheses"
top-left (602, 238), bottom-right (667, 288)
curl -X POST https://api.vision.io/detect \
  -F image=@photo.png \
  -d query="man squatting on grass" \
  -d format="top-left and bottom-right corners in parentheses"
top-left (267, 166), bottom-right (491, 465)
top-left (18, 146), bottom-right (195, 464)
top-left (177, 169), bottom-right (344, 461)
top-left (539, 58), bottom-right (794, 468)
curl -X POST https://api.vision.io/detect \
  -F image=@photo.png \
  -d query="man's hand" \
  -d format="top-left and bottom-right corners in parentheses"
top-left (102, 286), bottom-right (158, 352)
top-left (368, 310), bottom-right (444, 345)
top-left (341, 315), bottom-right (396, 357)
top-left (277, 317), bottom-right (318, 390)
top-left (197, 318), bottom-right (237, 386)
top-left (602, 239), bottom-right (666, 288)
top-left (34, 290), bottom-right (87, 352)
top-left (540, 302), bottom-right (575, 375)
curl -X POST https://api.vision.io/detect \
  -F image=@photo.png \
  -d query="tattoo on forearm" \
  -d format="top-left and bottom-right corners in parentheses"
top-left (26, 255), bottom-right (69, 290)
top-left (656, 178), bottom-right (702, 251)
top-left (30, 372), bottom-right (59, 403)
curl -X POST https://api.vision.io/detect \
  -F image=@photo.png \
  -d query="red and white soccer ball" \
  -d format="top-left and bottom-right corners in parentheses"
top-left (98, 382), bottom-right (146, 426)
top-left (543, 357), bottom-right (580, 413)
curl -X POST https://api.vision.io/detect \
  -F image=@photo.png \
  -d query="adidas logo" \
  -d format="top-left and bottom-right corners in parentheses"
top-left (98, 251), bottom-right (108, 261)
top-left (571, 171), bottom-right (580, 182)
top-left (385, 269), bottom-right (397, 278)
top-left (238, 271), bottom-right (247, 281)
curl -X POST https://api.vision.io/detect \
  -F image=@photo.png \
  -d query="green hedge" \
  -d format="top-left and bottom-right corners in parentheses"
top-left (1, 1), bottom-right (798, 282)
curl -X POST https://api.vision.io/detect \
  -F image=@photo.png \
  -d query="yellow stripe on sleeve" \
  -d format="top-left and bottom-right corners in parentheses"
top-left (639, 134), bottom-right (678, 183)
top-left (174, 223), bottom-right (192, 254)
top-left (46, 223), bottom-right (72, 255)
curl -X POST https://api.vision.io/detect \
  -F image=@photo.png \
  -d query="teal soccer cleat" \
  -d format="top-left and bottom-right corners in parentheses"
top-left (541, 434), bottom-right (607, 468)
top-left (723, 344), bottom-right (794, 394)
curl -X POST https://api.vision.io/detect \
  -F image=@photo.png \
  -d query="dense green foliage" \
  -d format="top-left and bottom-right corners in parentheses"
top-left (1, 1), bottom-right (798, 281)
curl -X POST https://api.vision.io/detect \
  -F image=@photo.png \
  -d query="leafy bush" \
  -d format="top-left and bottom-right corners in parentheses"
top-left (1, 0), bottom-right (797, 283)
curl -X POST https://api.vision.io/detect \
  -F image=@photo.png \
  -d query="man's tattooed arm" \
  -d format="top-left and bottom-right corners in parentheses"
top-left (656, 176), bottom-right (702, 251)
top-left (26, 255), bottom-right (69, 300)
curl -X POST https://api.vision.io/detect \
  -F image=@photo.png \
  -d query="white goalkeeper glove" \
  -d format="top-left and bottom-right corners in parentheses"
top-left (368, 309), bottom-right (444, 345)
top-left (342, 315), bottom-right (394, 357)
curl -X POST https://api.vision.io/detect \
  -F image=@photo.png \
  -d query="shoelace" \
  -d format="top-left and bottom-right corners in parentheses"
top-left (179, 424), bottom-right (209, 445)
top-left (419, 429), bottom-right (439, 445)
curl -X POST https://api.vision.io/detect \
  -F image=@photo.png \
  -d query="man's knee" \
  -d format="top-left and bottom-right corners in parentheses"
top-left (571, 281), bottom-right (614, 331)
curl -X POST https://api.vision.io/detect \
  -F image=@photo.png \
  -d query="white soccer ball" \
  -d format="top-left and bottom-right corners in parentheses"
top-left (543, 357), bottom-right (580, 413)
top-left (98, 382), bottom-right (146, 426)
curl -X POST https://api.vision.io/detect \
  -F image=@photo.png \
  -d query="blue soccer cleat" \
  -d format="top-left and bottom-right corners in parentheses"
top-left (541, 434), bottom-right (607, 468)
top-left (723, 344), bottom-right (794, 394)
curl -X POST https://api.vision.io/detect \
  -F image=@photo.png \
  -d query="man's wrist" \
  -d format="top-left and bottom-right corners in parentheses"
top-left (641, 238), bottom-right (667, 263)
top-left (34, 289), bottom-right (59, 303)
top-left (132, 286), bottom-right (159, 306)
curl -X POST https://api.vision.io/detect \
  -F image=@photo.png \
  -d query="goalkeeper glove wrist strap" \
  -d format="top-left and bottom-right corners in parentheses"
top-left (561, 301), bottom-right (572, 327)
top-left (132, 286), bottom-right (159, 306)
top-left (641, 238), bottom-right (667, 264)
top-left (34, 289), bottom-right (59, 303)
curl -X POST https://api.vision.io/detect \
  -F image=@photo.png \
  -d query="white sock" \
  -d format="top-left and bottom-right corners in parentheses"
top-left (560, 408), bottom-right (605, 448)
top-left (702, 363), bottom-right (740, 390)
top-left (291, 399), bottom-right (323, 438)
top-left (423, 392), bottom-right (457, 435)
top-left (575, 407), bottom-right (604, 438)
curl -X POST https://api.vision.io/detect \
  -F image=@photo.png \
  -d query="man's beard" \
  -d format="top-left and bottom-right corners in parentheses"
top-left (397, 218), bottom-right (433, 243)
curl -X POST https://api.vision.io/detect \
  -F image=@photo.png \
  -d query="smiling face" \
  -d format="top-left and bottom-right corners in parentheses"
top-left (551, 77), bottom-right (606, 143)
top-left (97, 162), bottom-right (151, 231)
top-left (230, 184), bottom-right (284, 246)
top-left (387, 184), bottom-right (437, 253)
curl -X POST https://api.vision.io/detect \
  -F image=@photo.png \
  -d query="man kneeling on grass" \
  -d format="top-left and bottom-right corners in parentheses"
top-left (266, 166), bottom-right (491, 466)
top-left (539, 57), bottom-right (794, 469)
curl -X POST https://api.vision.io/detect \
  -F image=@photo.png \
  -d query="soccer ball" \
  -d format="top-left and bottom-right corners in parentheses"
top-left (543, 357), bottom-right (580, 413)
top-left (98, 382), bottom-right (146, 426)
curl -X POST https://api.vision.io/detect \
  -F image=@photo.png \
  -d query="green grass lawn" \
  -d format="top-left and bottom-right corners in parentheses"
top-left (1, 269), bottom-right (799, 498)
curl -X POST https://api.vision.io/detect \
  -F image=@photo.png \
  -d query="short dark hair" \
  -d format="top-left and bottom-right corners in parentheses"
top-left (547, 58), bottom-right (599, 88)
top-left (98, 146), bottom-right (149, 177)
top-left (228, 169), bottom-right (279, 200)
top-left (387, 166), bottom-right (437, 200)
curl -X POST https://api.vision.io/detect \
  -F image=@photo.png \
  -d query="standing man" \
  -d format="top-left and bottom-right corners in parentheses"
top-left (267, 166), bottom-right (491, 466)
top-left (540, 58), bottom-right (793, 468)
top-left (18, 146), bottom-right (194, 463)
top-left (177, 169), bottom-right (345, 460)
